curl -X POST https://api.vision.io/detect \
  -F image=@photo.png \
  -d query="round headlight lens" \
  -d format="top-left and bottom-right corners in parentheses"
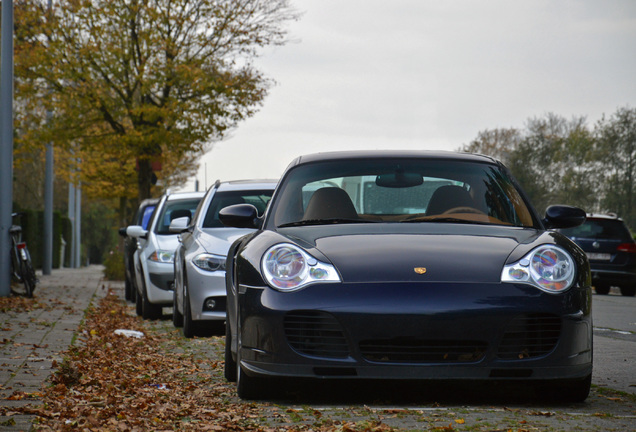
top-left (529, 246), bottom-right (574, 292)
top-left (502, 245), bottom-right (576, 293)
top-left (264, 246), bottom-right (307, 286)
top-left (262, 243), bottom-right (340, 291)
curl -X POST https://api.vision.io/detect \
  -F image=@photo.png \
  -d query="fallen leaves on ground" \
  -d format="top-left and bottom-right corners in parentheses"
top-left (0, 295), bottom-right (47, 313)
top-left (3, 290), bottom-right (395, 431)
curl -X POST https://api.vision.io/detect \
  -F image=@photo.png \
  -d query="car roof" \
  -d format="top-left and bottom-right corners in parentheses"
top-left (286, 150), bottom-right (499, 168)
top-left (139, 198), bottom-right (160, 207)
top-left (165, 191), bottom-right (205, 201)
top-left (216, 179), bottom-right (278, 192)
top-left (585, 213), bottom-right (623, 221)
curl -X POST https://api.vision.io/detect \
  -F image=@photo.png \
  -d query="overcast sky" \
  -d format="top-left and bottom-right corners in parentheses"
top-left (181, 0), bottom-right (636, 190)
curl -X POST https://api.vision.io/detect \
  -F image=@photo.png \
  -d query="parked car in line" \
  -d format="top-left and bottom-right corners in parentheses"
top-left (119, 198), bottom-right (159, 302)
top-left (557, 213), bottom-right (636, 296)
top-left (127, 191), bottom-right (205, 319)
top-left (172, 180), bottom-right (277, 338)
top-left (220, 150), bottom-right (592, 401)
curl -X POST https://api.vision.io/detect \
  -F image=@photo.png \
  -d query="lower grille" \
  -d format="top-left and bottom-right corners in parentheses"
top-left (497, 313), bottom-right (561, 360)
top-left (284, 311), bottom-right (350, 359)
top-left (360, 339), bottom-right (487, 363)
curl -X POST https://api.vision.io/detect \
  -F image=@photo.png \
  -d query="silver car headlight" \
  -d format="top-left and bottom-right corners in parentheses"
top-left (149, 250), bottom-right (175, 263)
top-left (262, 243), bottom-right (340, 291)
top-left (502, 245), bottom-right (576, 293)
top-left (193, 253), bottom-right (226, 272)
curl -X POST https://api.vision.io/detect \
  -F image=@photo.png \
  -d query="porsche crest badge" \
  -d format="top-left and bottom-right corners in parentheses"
top-left (414, 267), bottom-right (427, 274)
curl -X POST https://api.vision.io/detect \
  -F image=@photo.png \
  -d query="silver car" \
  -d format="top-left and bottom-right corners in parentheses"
top-left (172, 180), bottom-right (277, 337)
top-left (127, 191), bottom-right (205, 319)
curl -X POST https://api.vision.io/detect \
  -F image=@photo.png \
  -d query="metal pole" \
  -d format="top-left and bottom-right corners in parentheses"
top-left (0, 0), bottom-right (15, 296)
top-left (68, 179), bottom-right (75, 267)
top-left (42, 0), bottom-right (54, 275)
top-left (74, 180), bottom-right (81, 267)
top-left (43, 142), bottom-right (53, 274)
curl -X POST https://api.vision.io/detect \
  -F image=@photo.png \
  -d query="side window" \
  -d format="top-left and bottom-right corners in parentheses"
top-left (140, 205), bottom-right (156, 230)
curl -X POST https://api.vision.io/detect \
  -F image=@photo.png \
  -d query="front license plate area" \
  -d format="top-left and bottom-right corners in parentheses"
top-left (586, 252), bottom-right (611, 261)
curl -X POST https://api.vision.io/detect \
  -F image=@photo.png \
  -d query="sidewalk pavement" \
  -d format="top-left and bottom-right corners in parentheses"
top-left (0, 265), bottom-right (122, 432)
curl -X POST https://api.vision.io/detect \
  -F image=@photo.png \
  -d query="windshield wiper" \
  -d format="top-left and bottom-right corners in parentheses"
top-left (279, 218), bottom-right (377, 228)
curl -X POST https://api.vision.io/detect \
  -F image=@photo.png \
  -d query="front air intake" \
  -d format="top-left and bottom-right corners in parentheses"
top-left (497, 313), bottom-right (561, 360)
top-left (284, 311), bottom-right (350, 359)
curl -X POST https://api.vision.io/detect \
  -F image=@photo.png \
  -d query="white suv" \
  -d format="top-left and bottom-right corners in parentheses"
top-left (127, 191), bottom-right (204, 319)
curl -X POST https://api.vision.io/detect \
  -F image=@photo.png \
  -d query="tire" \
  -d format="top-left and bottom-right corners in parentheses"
top-left (594, 284), bottom-right (610, 295)
top-left (224, 322), bottom-right (237, 382)
top-left (142, 292), bottom-right (162, 320)
top-left (172, 287), bottom-right (184, 328)
top-left (561, 374), bottom-right (592, 403)
top-left (140, 275), bottom-right (162, 320)
top-left (182, 284), bottom-right (198, 338)
top-left (20, 257), bottom-right (36, 298)
top-left (135, 287), bottom-right (143, 316)
top-left (236, 348), bottom-right (267, 400)
top-left (619, 285), bottom-right (636, 297)
top-left (235, 323), bottom-right (268, 400)
top-left (124, 278), bottom-right (133, 301)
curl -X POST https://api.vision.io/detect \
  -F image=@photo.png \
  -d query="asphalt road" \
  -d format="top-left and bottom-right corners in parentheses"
top-left (592, 290), bottom-right (636, 394)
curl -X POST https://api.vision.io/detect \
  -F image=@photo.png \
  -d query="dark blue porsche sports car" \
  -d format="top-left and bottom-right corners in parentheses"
top-left (220, 151), bottom-right (592, 401)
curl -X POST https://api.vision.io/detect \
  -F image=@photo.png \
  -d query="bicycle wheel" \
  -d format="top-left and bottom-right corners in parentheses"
top-left (20, 255), bottom-right (37, 298)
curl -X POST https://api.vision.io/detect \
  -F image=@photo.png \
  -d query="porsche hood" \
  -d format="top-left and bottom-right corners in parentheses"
top-left (284, 226), bottom-right (542, 284)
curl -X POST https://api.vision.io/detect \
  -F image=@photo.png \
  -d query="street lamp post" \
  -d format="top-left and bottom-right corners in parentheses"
top-left (0, 0), bottom-right (15, 296)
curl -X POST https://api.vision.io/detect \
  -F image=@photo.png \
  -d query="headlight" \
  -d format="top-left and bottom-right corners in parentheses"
top-left (262, 243), bottom-right (340, 291)
top-left (193, 253), bottom-right (226, 272)
top-left (501, 245), bottom-right (576, 293)
top-left (149, 250), bottom-right (175, 263)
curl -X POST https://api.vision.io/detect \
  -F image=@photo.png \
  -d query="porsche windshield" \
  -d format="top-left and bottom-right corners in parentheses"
top-left (270, 158), bottom-right (538, 228)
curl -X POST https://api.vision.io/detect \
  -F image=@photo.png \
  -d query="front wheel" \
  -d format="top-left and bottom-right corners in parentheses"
top-left (561, 374), bottom-right (592, 402)
top-left (182, 285), bottom-right (198, 338)
top-left (619, 285), bottom-right (635, 297)
top-left (236, 349), bottom-right (268, 400)
top-left (172, 287), bottom-right (183, 328)
top-left (20, 257), bottom-right (36, 298)
top-left (135, 286), bottom-right (143, 316)
top-left (124, 278), bottom-right (133, 302)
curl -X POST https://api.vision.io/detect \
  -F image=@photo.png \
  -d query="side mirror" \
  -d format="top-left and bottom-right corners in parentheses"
top-left (126, 225), bottom-right (148, 239)
top-left (169, 216), bottom-right (190, 233)
top-left (219, 204), bottom-right (259, 229)
top-left (543, 205), bottom-right (586, 229)
top-left (118, 227), bottom-right (127, 238)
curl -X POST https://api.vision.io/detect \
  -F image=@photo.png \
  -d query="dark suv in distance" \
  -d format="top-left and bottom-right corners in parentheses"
top-left (557, 214), bottom-right (636, 296)
top-left (119, 198), bottom-right (160, 302)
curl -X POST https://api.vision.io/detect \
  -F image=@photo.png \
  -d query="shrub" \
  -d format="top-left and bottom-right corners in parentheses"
top-left (103, 250), bottom-right (125, 281)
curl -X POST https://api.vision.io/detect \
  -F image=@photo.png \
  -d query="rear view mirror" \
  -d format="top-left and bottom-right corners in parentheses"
top-left (376, 172), bottom-right (423, 188)
top-left (219, 204), bottom-right (260, 229)
top-left (126, 225), bottom-right (148, 239)
top-left (543, 205), bottom-right (586, 229)
top-left (169, 216), bottom-right (190, 234)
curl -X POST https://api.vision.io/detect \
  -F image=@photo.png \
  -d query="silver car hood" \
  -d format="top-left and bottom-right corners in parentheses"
top-left (199, 227), bottom-right (255, 256)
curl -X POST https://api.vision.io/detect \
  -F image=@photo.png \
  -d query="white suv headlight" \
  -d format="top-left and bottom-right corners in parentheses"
top-left (262, 243), bottom-right (340, 291)
top-left (149, 250), bottom-right (175, 263)
top-left (502, 245), bottom-right (576, 293)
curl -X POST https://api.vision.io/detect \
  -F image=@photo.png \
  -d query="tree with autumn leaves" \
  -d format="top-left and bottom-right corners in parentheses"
top-left (13, 0), bottom-right (297, 211)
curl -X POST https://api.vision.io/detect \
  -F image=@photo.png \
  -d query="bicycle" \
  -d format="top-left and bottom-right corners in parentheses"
top-left (9, 213), bottom-right (37, 297)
